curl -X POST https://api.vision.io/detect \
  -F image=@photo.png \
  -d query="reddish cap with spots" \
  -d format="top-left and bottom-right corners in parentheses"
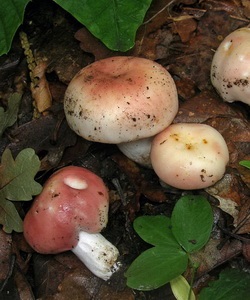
top-left (64, 56), bottom-right (178, 144)
top-left (23, 166), bottom-right (109, 254)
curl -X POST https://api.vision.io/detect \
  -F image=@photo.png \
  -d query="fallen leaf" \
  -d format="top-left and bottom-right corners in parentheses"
top-left (0, 148), bottom-right (42, 233)
top-left (0, 92), bottom-right (22, 138)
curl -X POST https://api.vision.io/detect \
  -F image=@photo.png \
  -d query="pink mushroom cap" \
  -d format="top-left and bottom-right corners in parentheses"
top-left (150, 123), bottom-right (229, 190)
top-left (211, 27), bottom-right (250, 105)
top-left (64, 56), bottom-right (178, 144)
top-left (23, 166), bottom-right (109, 254)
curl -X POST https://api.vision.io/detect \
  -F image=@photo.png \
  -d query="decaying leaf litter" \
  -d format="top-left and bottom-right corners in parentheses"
top-left (0, 0), bottom-right (250, 299)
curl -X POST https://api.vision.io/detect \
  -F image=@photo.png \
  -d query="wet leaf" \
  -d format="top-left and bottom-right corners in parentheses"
top-left (0, 92), bottom-right (22, 138)
top-left (171, 195), bottom-right (213, 253)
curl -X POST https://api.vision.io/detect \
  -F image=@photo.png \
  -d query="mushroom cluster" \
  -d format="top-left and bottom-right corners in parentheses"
top-left (211, 27), bottom-right (250, 105)
top-left (23, 166), bottom-right (120, 281)
top-left (63, 56), bottom-right (229, 188)
top-left (24, 58), bottom-right (231, 282)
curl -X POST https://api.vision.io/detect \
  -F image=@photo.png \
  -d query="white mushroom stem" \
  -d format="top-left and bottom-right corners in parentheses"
top-left (117, 137), bottom-right (154, 168)
top-left (71, 231), bottom-right (120, 281)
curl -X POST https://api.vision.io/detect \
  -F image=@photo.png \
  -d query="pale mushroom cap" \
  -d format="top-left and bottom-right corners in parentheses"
top-left (211, 27), bottom-right (250, 105)
top-left (64, 56), bottom-right (178, 143)
top-left (150, 123), bottom-right (229, 190)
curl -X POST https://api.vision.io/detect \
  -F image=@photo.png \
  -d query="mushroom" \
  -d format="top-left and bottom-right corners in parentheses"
top-left (211, 27), bottom-right (250, 105)
top-left (23, 166), bottom-right (120, 281)
top-left (150, 123), bottom-right (229, 190)
top-left (64, 56), bottom-right (178, 166)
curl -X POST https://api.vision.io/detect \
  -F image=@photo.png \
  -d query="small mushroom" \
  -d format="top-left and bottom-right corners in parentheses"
top-left (211, 27), bottom-right (250, 105)
top-left (64, 56), bottom-right (178, 166)
top-left (150, 123), bottom-right (229, 190)
top-left (23, 166), bottom-right (120, 280)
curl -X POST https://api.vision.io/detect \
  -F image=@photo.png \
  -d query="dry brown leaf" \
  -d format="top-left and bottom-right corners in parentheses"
top-left (74, 27), bottom-right (116, 60)
top-left (187, 238), bottom-right (242, 280)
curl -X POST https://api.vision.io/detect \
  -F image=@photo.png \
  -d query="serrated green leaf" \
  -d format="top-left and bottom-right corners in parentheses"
top-left (54, 0), bottom-right (152, 51)
top-left (125, 245), bottom-right (188, 291)
top-left (239, 160), bottom-right (250, 169)
top-left (134, 215), bottom-right (179, 247)
top-left (199, 268), bottom-right (250, 300)
top-left (0, 197), bottom-right (23, 233)
top-left (0, 92), bottom-right (22, 138)
top-left (171, 195), bottom-right (213, 253)
top-left (0, 0), bottom-right (30, 56)
top-left (0, 148), bottom-right (42, 200)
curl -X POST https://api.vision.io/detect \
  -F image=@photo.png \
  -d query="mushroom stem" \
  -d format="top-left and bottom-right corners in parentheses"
top-left (117, 137), bottom-right (154, 168)
top-left (71, 231), bottom-right (120, 281)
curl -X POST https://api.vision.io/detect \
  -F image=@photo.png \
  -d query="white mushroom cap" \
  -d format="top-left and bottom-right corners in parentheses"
top-left (64, 56), bottom-right (178, 144)
top-left (150, 123), bottom-right (229, 190)
top-left (211, 27), bottom-right (250, 105)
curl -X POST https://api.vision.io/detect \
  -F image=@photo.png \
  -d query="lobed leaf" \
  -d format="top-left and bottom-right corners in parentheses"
top-left (0, 148), bottom-right (42, 232)
top-left (0, 148), bottom-right (42, 200)
top-left (125, 245), bottom-right (188, 291)
top-left (0, 197), bottom-right (23, 233)
top-left (0, 92), bottom-right (22, 138)
top-left (171, 195), bottom-right (213, 253)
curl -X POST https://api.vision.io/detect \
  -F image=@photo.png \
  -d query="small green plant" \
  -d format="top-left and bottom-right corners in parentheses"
top-left (1, 0), bottom-right (153, 56)
top-left (125, 195), bottom-right (214, 294)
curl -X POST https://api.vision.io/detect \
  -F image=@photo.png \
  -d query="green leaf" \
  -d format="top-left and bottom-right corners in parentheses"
top-left (171, 195), bottom-right (213, 253)
top-left (239, 160), bottom-right (250, 169)
top-left (199, 268), bottom-right (250, 300)
top-left (0, 148), bottom-right (42, 200)
top-left (0, 148), bottom-right (42, 233)
top-left (170, 275), bottom-right (196, 300)
top-left (0, 92), bottom-right (22, 138)
top-left (126, 245), bottom-right (188, 291)
top-left (0, 0), bottom-right (30, 56)
top-left (0, 197), bottom-right (23, 233)
top-left (134, 215), bottom-right (179, 247)
top-left (54, 0), bottom-right (152, 51)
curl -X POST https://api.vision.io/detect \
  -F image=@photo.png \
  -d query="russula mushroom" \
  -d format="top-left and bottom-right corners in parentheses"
top-left (23, 166), bottom-right (120, 281)
top-left (211, 27), bottom-right (250, 105)
top-left (150, 123), bottom-right (229, 190)
top-left (64, 56), bottom-right (178, 166)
